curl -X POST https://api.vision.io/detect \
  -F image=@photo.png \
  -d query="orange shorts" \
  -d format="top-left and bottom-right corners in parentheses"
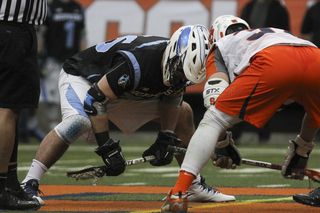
top-left (215, 45), bottom-right (320, 128)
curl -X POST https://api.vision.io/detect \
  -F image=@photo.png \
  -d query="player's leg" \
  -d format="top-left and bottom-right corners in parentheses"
top-left (169, 102), bottom-right (237, 203)
top-left (0, 109), bottom-right (19, 192)
top-left (162, 106), bottom-right (241, 211)
top-left (21, 70), bottom-right (93, 205)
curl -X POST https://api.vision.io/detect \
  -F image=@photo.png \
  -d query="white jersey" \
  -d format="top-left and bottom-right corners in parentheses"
top-left (216, 28), bottom-right (317, 82)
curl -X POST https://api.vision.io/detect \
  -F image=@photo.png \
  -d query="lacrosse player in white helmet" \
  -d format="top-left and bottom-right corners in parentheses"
top-left (21, 24), bottom-right (236, 206)
top-left (163, 25), bottom-right (208, 87)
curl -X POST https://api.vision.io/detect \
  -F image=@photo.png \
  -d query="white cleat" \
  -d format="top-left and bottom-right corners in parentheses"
top-left (187, 175), bottom-right (235, 202)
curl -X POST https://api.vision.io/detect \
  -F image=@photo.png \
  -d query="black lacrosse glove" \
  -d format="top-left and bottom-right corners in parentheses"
top-left (143, 131), bottom-right (182, 166)
top-left (94, 138), bottom-right (126, 176)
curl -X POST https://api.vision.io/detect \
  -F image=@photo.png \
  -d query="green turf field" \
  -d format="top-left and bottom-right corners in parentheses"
top-left (17, 130), bottom-right (320, 192)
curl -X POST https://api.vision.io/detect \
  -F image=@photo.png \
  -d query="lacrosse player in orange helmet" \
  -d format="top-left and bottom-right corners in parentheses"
top-left (161, 15), bottom-right (320, 212)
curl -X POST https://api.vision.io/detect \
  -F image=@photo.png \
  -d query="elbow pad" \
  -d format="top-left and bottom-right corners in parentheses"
top-left (84, 82), bottom-right (110, 116)
top-left (203, 78), bottom-right (229, 109)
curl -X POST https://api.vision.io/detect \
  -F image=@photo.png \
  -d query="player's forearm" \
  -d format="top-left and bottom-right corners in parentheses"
top-left (90, 114), bottom-right (109, 134)
top-left (159, 101), bottom-right (179, 132)
top-left (299, 113), bottom-right (319, 142)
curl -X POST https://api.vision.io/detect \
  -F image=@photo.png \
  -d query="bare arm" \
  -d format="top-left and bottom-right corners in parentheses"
top-left (159, 101), bottom-right (180, 132)
top-left (301, 34), bottom-right (313, 43)
top-left (207, 71), bottom-right (229, 83)
top-left (299, 113), bottom-right (319, 142)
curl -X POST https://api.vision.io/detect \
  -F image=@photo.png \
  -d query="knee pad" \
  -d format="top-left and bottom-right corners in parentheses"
top-left (54, 115), bottom-right (92, 145)
top-left (202, 106), bottom-right (242, 131)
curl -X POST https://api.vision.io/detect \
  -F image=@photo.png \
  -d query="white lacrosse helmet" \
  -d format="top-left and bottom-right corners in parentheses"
top-left (162, 24), bottom-right (209, 88)
top-left (208, 15), bottom-right (250, 47)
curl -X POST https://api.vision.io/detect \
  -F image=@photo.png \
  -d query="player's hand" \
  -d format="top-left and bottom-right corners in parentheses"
top-left (213, 131), bottom-right (241, 169)
top-left (143, 131), bottom-right (182, 166)
top-left (281, 136), bottom-right (315, 180)
top-left (94, 139), bottom-right (126, 176)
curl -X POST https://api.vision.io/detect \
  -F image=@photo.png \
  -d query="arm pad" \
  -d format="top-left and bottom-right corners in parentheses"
top-left (84, 82), bottom-right (110, 116)
top-left (203, 78), bottom-right (229, 109)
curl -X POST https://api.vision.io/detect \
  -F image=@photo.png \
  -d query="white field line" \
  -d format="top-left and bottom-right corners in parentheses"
top-left (18, 145), bottom-right (320, 155)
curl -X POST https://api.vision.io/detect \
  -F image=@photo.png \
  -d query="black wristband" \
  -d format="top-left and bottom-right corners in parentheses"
top-left (95, 131), bottom-right (110, 147)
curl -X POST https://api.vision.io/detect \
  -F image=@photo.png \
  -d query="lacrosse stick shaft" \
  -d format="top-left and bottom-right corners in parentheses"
top-left (126, 155), bottom-right (155, 166)
top-left (168, 145), bottom-right (320, 183)
top-left (169, 145), bottom-right (295, 171)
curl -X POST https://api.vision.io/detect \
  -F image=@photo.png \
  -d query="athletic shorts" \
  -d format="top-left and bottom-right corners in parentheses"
top-left (215, 45), bottom-right (320, 128)
top-left (59, 70), bottom-right (161, 143)
top-left (0, 23), bottom-right (40, 108)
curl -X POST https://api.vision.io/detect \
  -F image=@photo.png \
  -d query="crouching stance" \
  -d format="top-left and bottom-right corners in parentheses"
top-left (21, 25), bottom-right (235, 206)
top-left (161, 15), bottom-right (320, 212)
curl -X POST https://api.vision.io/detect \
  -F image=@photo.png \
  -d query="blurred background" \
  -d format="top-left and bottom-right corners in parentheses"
top-left (21, 0), bottom-right (319, 145)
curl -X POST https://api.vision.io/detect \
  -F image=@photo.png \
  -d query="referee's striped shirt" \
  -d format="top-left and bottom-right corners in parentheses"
top-left (0, 0), bottom-right (47, 25)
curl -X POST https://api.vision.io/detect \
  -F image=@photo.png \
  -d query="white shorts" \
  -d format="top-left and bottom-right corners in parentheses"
top-left (59, 69), bottom-right (161, 143)
top-left (40, 58), bottom-right (63, 104)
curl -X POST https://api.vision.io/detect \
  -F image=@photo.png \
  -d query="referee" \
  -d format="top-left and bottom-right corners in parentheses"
top-left (0, 0), bottom-right (47, 210)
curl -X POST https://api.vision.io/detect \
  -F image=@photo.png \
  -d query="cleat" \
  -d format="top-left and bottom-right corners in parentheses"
top-left (187, 175), bottom-right (235, 202)
top-left (6, 186), bottom-right (37, 201)
top-left (0, 189), bottom-right (40, 210)
top-left (293, 187), bottom-right (320, 207)
top-left (161, 189), bottom-right (188, 212)
top-left (21, 179), bottom-right (46, 206)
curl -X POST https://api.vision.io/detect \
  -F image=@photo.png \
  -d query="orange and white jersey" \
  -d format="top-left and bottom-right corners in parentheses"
top-left (213, 28), bottom-right (316, 82)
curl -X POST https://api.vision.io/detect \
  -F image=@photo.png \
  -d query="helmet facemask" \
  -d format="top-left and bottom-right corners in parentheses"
top-left (226, 23), bottom-right (249, 35)
top-left (163, 25), bottom-right (209, 89)
top-left (163, 27), bottom-right (191, 90)
top-left (168, 55), bottom-right (190, 89)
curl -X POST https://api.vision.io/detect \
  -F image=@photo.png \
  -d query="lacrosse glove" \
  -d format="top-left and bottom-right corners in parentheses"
top-left (94, 138), bottom-right (126, 176)
top-left (143, 131), bottom-right (182, 166)
top-left (281, 135), bottom-right (315, 180)
top-left (213, 131), bottom-right (242, 169)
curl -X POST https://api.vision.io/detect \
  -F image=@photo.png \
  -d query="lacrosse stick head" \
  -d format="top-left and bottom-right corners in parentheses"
top-left (67, 166), bottom-right (107, 185)
top-left (303, 168), bottom-right (320, 183)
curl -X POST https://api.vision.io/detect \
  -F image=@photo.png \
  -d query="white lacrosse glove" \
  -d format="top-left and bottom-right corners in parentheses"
top-left (213, 131), bottom-right (242, 169)
top-left (203, 78), bottom-right (229, 109)
top-left (281, 135), bottom-right (315, 180)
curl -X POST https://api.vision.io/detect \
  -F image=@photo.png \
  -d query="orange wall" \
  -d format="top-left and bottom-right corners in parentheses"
top-left (78, 0), bottom-right (310, 38)
top-left (76, 0), bottom-right (312, 94)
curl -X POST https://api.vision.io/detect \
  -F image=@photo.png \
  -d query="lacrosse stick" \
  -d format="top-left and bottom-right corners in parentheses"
top-left (67, 155), bottom-right (155, 184)
top-left (167, 145), bottom-right (320, 184)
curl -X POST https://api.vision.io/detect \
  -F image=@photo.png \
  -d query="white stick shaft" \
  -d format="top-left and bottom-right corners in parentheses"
top-left (125, 155), bottom-right (156, 166)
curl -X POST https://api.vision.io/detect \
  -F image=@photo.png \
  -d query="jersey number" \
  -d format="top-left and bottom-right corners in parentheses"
top-left (246, 28), bottom-right (292, 41)
top-left (96, 36), bottom-right (137, 52)
top-left (64, 21), bottom-right (75, 49)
